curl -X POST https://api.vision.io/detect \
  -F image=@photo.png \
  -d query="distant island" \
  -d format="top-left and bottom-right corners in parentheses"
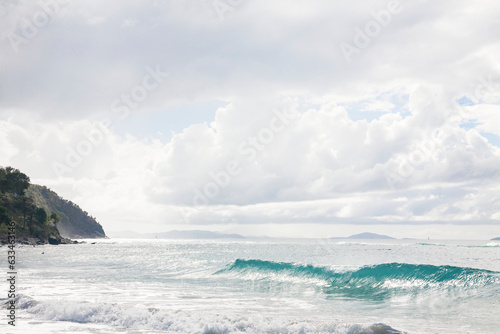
top-left (110, 231), bottom-right (397, 240)
top-left (348, 232), bottom-right (395, 239)
top-left (330, 232), bottom-right (395, 239)
top-left (492, 237), bottom-right (500, 241)
top-left (110, 230), bottom-right (245, 239)
top-left (0, 166), bottom-right (106, 245)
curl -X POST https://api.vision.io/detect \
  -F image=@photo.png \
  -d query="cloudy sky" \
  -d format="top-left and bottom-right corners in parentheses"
top-left (1, 0), bottom-right (500, 239)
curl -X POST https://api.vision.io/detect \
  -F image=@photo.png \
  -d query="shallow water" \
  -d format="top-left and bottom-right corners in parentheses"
top-left (1, 238), bottom-right (499, 333)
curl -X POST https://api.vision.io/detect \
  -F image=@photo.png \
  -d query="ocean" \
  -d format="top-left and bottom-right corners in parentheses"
top-left (2, 238), bottom-right (500, 333)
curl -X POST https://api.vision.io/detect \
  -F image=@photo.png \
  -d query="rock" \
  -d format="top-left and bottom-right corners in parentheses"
top-left (23, 237), bottom-right (42, 246)
top-left (63, 238), bottom-right (79, 244)
top-left (48, 236), bottom-right (61, 245)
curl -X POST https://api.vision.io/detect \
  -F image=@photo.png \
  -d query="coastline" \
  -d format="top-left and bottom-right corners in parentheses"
top-left (0, 234), bottom-right (81, 246)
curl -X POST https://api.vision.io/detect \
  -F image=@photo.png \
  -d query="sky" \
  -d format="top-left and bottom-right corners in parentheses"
top-left (1, 0), bottom-right (500, 239)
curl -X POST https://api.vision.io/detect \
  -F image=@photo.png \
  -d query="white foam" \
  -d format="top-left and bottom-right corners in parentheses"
top-left (16, 295), bottom-right (404, 333)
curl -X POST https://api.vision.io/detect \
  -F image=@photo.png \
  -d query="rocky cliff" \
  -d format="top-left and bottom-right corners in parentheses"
top-left (27, 184), bottom-right (106, 239)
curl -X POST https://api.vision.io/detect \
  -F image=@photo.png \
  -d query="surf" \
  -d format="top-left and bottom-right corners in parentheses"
top-left (13, 294), bottom-right (405, 334)
top-left (215, 259), bottom-right (500, 299)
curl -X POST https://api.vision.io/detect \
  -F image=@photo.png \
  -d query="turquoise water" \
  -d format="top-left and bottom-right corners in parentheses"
top-left (2, 239), bottom-right (500, 333)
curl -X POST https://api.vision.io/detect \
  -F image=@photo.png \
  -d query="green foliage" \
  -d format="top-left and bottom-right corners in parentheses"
top-left (50, 211), bottom-right (61, 223)
top-left (0, 206), bottom-right (10, 225)
top-left (28, 185), bottom-right (106, 238)
top-left (0, 166), bottom-right (67, 243)
top-left (35, 208), bottom-right (48, 226)
top-left (0, 166), bottom-right (105, 244)
top-left (0, 166), bottom-right (30, 196)
top-left (0, 224), bottom-right (8, 235)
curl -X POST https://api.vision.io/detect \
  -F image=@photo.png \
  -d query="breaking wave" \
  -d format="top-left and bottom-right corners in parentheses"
top-left (216, 259), bottom-right (500, 299)
top-left (12, 295), bottom-right (404, 334)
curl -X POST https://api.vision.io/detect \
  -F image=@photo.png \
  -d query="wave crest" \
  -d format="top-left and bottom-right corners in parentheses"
top-left (16, 295), bottom-right (404, 334)
top-left (216, 259), bottom-right (499, 299)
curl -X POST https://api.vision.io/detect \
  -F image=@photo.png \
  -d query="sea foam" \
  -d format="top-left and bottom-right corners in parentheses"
top-left (15, 295), bottom-right (404, 334)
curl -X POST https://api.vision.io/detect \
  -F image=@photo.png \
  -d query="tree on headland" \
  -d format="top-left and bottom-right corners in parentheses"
top-left (1, 166), bottom-right (36, 228)
top-left (1, 165), bottom-right (105, 244)
top-left (0, 167), bottom-right (30, 196)
top-left (50, 211), bottom-right (61, 224)
top-left (0, 166), bottom-right (63, 243)
top-left (13, 196), bottom-right (37, 228)
top-left (35, 208), bottom-right (48, 226)
top-left (0, 206), bottom-right (10, 225)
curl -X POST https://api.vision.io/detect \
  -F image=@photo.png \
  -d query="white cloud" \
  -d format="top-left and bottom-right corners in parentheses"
top-left (1, 0), bottom-right (500, 237)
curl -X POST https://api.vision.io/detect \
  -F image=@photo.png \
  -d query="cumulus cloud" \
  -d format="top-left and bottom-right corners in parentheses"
top-left (2, 88), bottom-right (500, 233)
top-left (1, 0), bottom-right (499, 236)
